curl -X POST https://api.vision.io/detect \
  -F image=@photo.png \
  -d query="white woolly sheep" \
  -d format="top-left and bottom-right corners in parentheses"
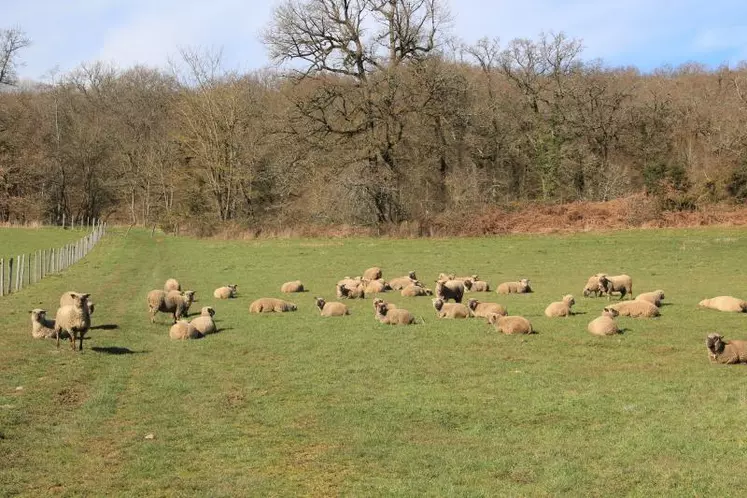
top-left (635, 290), bottom-right (665, 307)
top-left (169, 320), bottom-right (202, 340)
top-left (607, 300), bottom-right (660, 318)
top-left (30, 309), bottom-right (57, 339)
top-left (544, 295), bottom-right (576, 318)
top-left (587, 307), bottom-right (620, 336)
top-left (148, 289), bottom-right (196, 323)
top-left (698, 296), bottom-right (747, 313)
top-left (281, 280), bottom-right (305, 293)
top-left (164, 278), bottom-right (181, 292)
top-left (469, 279), bottom-right (490, 292)
top-left (315, 297), bottom-right (350, 317)
top-left (496, 279), bottom-right (532, 294)
top-left (189, 306), bottom-right (217, 335)
top-left (214, 284), bottom-right (238, 299)
top-left (374, 301), bottom-right (416, 325)
top-left (249, 298), bottom-right (297, 313)
top-left (435, 279), bottom-right (465, 303)
top-left (336, 283), bottom-right (365, 299)
top-left (364, 279), bottom-right (390, 294)
top-left (60, 291), bottom-right (95, 315)
top-left (389, 271), bottom-right (418, 290)
top-left (55, 293), bottom-right (92, 351)
top-left (582, 273), bottom-right (606, 297)
top-left (437, 273), bottom-right (455, 281)
top-left (598, 274), bottom-right (633, 300)
top-left (363, 267), bottom-right (383, 280)
top-left (432, 298), bottom-right (472, 319)
top-left (401, 284), bottom-right (433, 297)
top-left (372, 298), bottom-right (397, 314)
top-left (706, 333), bottom-right (747, 364)
top-left (467, 298), bottom-right (507, 318)
top-left (487, 313), bottom-right (533, 334)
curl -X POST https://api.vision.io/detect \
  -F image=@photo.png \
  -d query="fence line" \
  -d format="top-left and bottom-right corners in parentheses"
top-left (0, 221), bottom-right (107, 297)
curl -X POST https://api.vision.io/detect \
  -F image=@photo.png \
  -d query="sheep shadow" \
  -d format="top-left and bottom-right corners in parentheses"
top-left (91, 324), bottom-right (119, 331)
top-left (91, 346), bottom-right (147, 355)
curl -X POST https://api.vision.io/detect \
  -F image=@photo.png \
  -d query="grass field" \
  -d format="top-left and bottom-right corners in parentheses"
top-left (2, 227), bottom-right (747, 496)
top-left (0, 226), bottom-right (86, 263)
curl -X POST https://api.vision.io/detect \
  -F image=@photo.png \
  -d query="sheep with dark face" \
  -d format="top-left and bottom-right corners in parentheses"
top-left (598, 274), bottom-right (633, 300)
top-left (706, 333), bottom-right (747, 364)
top-left (435, 279), bottom-right (465, 303)
top-left (315, 297), bottom-right (350, 317)
top-left (55, 293), bottom-right (92, 351)
top-left (336, 283), bottom-right (365, 299)
top-left (432, 298), bottom-right (472, 319)
top-left (496, 279), bottom-right (532, 294)
top-left (467, 299), bottom-right (507, 318)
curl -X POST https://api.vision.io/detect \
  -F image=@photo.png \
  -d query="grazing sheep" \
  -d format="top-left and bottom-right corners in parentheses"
top-left (315, 297), bottom-right (350, 317)
top-left (582, 273), bottom-right (606, 297)
top-left (389, 271), bottom-right (418, 290)
top-left (636, 290), bottom-right (665, 307)
top-left (281, 280), bottom-right (305, 293)
top-left (467, 298), bottom-right (507, 318)
top-left (698, 296), bottom-right (747, 313)
top-left (587, 307), bottom-right (620, 336)
top-left (60, 291), bottom-right (95, 315)
top-left (249, 298), bottom-right (297, 313)
top-left (607, 300), bottom-right (660, 318)
top-left (401, 284), bottom-right (433, 297)
top-left (496, 279), bottom-right (532, 294)
top-left (30, 309), bottom-right (57, 339)
top-left (147, 290), bottom-right (196, 323)
top-left (487, 313), bottom-right (533, 335)
top-left (544, 295), bottom-right (576, 318)
top-left (214, 284), bottom-right (238, 299)
top-left (54, 293), bottom-right (92, 351)
top-left (706, 333), bottom-right (747, 364)
top-left (364, 279), bottom-right (390, 294)
top-left (336, 283), bottom-right (365, 299)
top-left (598, 274), bottom-right (633, 300)
top-left (164, 278), bottom-right (181, 292)
top-left (363, 267), bottom-right (382, 280)
top-left (169, 320), bottom-right (202, 340)
top-left (188, 306), bottom-right (217, 336)
top-left (435, 279), bottom-right (465, 303)
top-left (432, 298), bottom-right (472, 319)
top-left (374, 301), bottom-right (416, 325)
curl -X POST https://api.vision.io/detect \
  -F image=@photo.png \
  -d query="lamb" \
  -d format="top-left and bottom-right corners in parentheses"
top-left (487, 313), bottom-right (533, 335)
top-left (214, 284), bottom-right (238, 299)
top-left (30, 309), bottom-right (57, 339)
top-left (374, 300), bottom-right (416, 325)
top-left (315, 297), bottom-right (350, 317)
top-left (164, 278), bottom-right (181, 292)
top-left (598, 274), bottom-right (633, 300)
top-left (607, 300), bottom-right (660, 318)
top-left (587, 307), bottom-right (620, 336)
top-left (363, 267), bottom-right (382, 280)
top-left (432, 298), bottom-right (472, 319)
top-left (169, 320), bottom-right (202, 340)
top-left (147, 289), bottom-right (196, 323)
top-left (189, 306), bottom-right (217, 335)
top-left (54, 293), bottom-right (92, 351)
top-left (281, 280), bottom-right (305, 293)
top-left (582, 273), bottom-right (606, 297)
top-left (698, 296), bottom-right (747, 313)
top-left (435, 279), bottom-right (465, 303)
top-left (467, 298), bottom-right (507, 318)
top-left (401, 284), bottom-right (433, 297)
top-left (635, 290), bottom-right (665, 307)
top-left (249, 298), bottom-right (297, 313)
top-left (389, 271), bottom-right (418, 290)
top-left (706, 333), bottom-right (747, 364)
top-left (496, 279), bottom-right (532, 294)
top-left (60, 291), bottom-right (95, 315)
top-left (544, 295), bottom-right (576, 318)
top-left (336, 283), bottom-right (365, 299)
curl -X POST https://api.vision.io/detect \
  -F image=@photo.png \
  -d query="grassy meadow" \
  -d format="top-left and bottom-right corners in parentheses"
top-left (2, 227), bottom-right (747, 496)
top-left (0, 226), bottom-right (85, 263)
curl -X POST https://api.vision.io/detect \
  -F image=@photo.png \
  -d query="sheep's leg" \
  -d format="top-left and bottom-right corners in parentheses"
top-left (79, 333), bottom-right (84, 351)
top-left (56, 329), bottom-right (61, 349)
top-left (69, 333), bottom-right (76, 351)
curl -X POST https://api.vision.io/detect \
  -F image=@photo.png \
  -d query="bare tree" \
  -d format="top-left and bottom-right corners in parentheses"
top-left (0, 27), bottom-right (31, 86)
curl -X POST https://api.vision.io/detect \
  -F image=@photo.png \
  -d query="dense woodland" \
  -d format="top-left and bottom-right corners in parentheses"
top-left (2, 1), bottom-right (747, 233)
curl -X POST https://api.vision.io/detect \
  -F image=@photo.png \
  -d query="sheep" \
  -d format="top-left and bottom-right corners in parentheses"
top-left (607, 300), bottom-right (660, 318)
top-left (597, 274), bottom-right (633, 300)
top-left (496, 279), bottom-right (532, 294)
top-left (315, 297), bottom-right (350, 317)
top-left (544, 295), bottom-right (576, 318)
top-left (363, 267), bottom-right (383, 280)
top-left (54, 293), bottom-right (92, 351)
top-left (30, 309), bottom-right (57, 339)
top-left (467, 298), bottom-right (507, 318)
top-left (487, 313), bottom-right (533, 335)
top-left (60, 291), bottom-right (95, 315)
top-left (164, 278), bottom-right (181, 292)
top-left (189, 306), bottom-right (217, 336)
top-left (435, 279), bottom-right (465, 303)
top-left (401, 284), bottom-right (433, 297)
top-left (438, 273), bottom-right (456, 281)
top-left (249, 298), bottom-right (297, 313)
top-left (337, 276), bottom-right (362, 288)
top-left (147, 289), bottom-right (196, 323)
top-left (432, 298), bottom-right (472, 319)
top-left (374, 301), bottom-right (416, 325)
top-left (372, 298), bottom-right (397, 313)
top-left (336, 283), bottom-right (365, 299)
top-left (706, 333), bottom-right (747, 364)
top-left (469, 279), bottom-right (490, 292)
top-left (389, 271), bottom-right (418, 290)
top-left (214, 284), bottom-right (238, 299)
top-left (582, 273), bottom-right (606, 297)
top-left (698, 296), bottom-right (747, 313)
top-left (169, 320), bottom-right (202, 340)
top-left (587, 307), bottom-right (620, 336)
top-left (364, 279), bottom-right (390, 294)
top-left (635, 290), bottom-right (665, 307)
top-left (281, 280), bottom-right (305, 293)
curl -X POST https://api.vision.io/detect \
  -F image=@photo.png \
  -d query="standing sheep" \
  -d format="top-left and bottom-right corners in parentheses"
top-left (30, 309), bottom-right (57, 339)
top-left (169, 320), bottom-right (202, 340)
top-left (389, 271), bottom-right (418, 290)
top-left (147, 290), bottom-right (196, 323)
top-left (60, 291), bottom-right (95, 315)
top-left (374, 301), bottom-right (417, 325)
top-left (249, 298), bottom-right (297, 313)
top-left (587, 307), bottom-right (620, 336)
top-left (54, 293), bottom-right (92, 351)
top-left (281, 280), bottom-right (305, 293)
top-left (706, 333), bottom-right (747, 364)
top-left (315, 297), bottom-right (350, 316)
top-left (432, 298), bottom-right (472, 319)
top-left (435, 279), bottom-right (465, 303)
top-left (698, 296), bottom-right (747, 313)
top-left (467, 299), bottom-right (507, 318)
top-left (401, 284), bottom-right (433, 297)
top-left (544, 295), bottom-right (576, 318)
top-left (214, 284), bottom-right (238, 299)
top-left (363, 267), bottom-right (383, 280)
top-left (496, 279), bottom-right (532, 294)
top-left (598, 274), bottom-right (633, 300)
top-left (189, 307), bottom-right (217, 335)
top-left (635, 290), bottom-right (665, 307)
top-left (607, 300), bottom-right (660, 318)
top-left (164, 278), bottom-right (181, 292)
top-left (487, 313), bottom-right (533, 335)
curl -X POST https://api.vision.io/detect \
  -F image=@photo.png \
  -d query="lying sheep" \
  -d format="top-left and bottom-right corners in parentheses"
top-left (374, 301), bottom-right (416, 325)
top-left (281, 280), bottom-right (305, 293)
top-left (147, 289), bottom-right (196, 323)
top-left (698, 296), bottom-right (747, 313)
top-left (315, 297), bottom-right (350, 317)
top-left (401, 284), bottom-right (432, 297)
top-left (706, 333), bottom-right (747, 364)
top-left (435, 279), bottom-right (465, 303)
top-left (496, 279), bottom-right (532, 294)
top-left (389, 271), bottom-right (418, 290)
top-left (55, 293), bottom-right (92, 351)
top-left (432, 298), bottom-right (472, 319)
top-left (30, 309), bottom-right (57, 339)
top-left (164, 278), bottom-right (181, 292)
top-left (582, 273), bottom-right (606, 297)
top-left (60, 291), bottom-right (95, 315)
top-left (598, 274), bottom-right (633, 300)
top-left (190, 306), bottom-right (217, 335)
top-left (636, 290), bottom-right (665, 307)
top-left (169, 320), bottom-right (202, 340)
top-left (249, 298), bottom-right (297, 313)
top-left (336, 283), bottom-right (365, 299)
top-left (372, 298), bottom-right (397, 314)
top-left (587, 307), bottom-right (620, 336)
top-left (337, 276), bottom-right (362, 288)
top-left (544, 295), bottom-right (576, 318)
top-left (214, 284), bottom-right (238, 299)
top-left (487, 313), bottom-right (533, 334)
top-left (467, 299), bottom-right (507, 318)
top-left (469, 279), bottom-right (490, 292)
top-left (363, 267), bottom-right (382, 280)
top-left (364, 279), bottom-right (390, 294)
top-left (607, 300), bottom-right (660, 318)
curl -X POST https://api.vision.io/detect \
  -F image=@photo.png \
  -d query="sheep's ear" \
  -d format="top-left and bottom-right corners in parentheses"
top-left (81, 293), bottom-right (91, 299)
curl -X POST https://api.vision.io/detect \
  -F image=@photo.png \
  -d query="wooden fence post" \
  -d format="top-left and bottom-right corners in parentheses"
top-left (0, 258), bottom-right (4, 297)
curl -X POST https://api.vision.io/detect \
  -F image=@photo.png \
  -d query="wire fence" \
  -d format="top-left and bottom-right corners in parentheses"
top-left (0, 220), bottom-right (107, 297)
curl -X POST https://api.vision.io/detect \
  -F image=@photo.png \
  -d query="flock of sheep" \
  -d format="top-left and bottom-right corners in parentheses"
top-left (27, 267), bottom-right (747, 364)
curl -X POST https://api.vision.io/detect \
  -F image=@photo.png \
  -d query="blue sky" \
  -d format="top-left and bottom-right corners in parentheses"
top-left (5, 0), bottom-right (747, 81)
